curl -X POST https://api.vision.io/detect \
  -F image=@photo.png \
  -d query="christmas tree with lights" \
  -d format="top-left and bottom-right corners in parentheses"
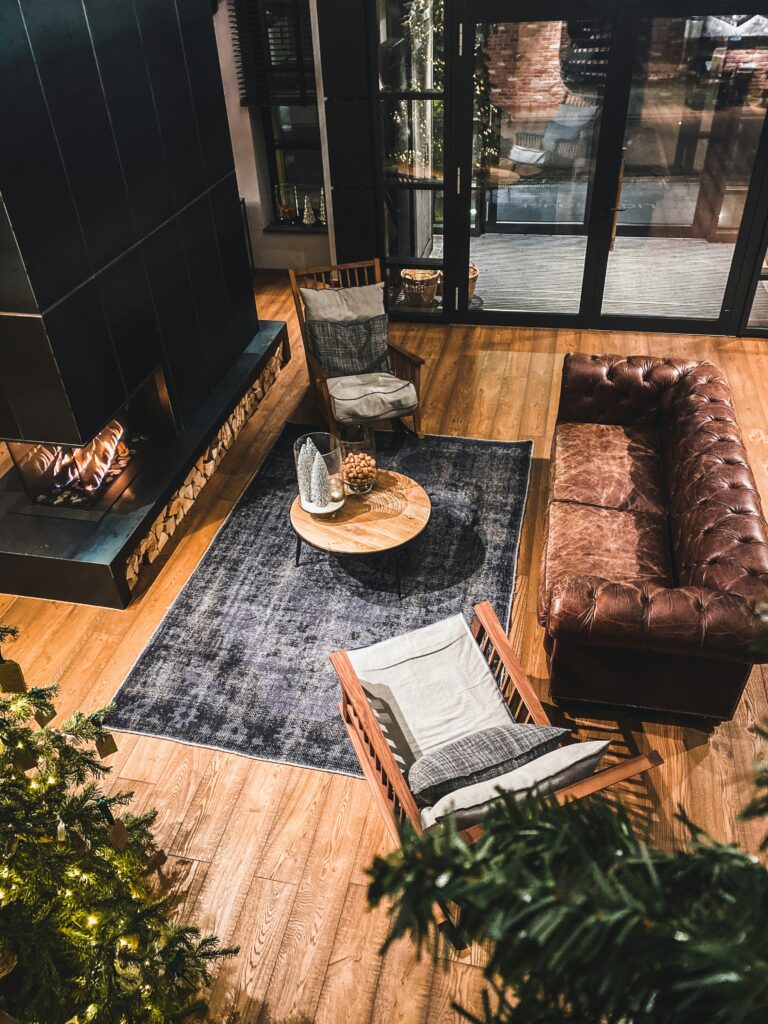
top-left (0, 625), bottom-right (236, 1024)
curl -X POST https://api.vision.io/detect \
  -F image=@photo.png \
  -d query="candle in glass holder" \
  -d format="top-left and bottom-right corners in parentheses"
top-left (328, 473), bottom-right (345, 502)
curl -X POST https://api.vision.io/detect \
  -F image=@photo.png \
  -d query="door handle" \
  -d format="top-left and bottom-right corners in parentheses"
top-left (609, 146), bottom-right (627, 252)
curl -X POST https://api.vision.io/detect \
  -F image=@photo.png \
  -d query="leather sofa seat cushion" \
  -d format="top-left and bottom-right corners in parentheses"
top-left (542, 501), bottom-right (673, 607)
top-left (550, 422), bottom-right (666, 516)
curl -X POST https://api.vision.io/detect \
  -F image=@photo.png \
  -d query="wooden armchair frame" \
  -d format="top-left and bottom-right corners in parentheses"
top-left (331, 601), bottom-right (663, 848)
top-left (288, 258), bottom-right (425, 436)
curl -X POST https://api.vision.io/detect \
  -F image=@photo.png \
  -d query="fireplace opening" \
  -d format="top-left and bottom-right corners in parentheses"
top-left (7, 368), bottom-right (176, 514)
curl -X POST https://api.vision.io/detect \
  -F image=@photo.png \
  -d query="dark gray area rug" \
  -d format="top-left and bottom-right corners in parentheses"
top-left (109, 426), bottom-right (532, 776)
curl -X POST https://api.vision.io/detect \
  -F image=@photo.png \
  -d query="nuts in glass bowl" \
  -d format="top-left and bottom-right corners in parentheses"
top-left (342, 451), bottom-right (377, 493)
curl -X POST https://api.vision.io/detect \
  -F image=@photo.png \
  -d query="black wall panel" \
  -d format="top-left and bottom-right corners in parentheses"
top-left (83, 0), bottom-right (175, 238)
top-left (0, 200), bottom-right (37, 314)
top-left (316, 0), bottom-right (379, 265)
top-left (0, 2), bottom-right (91, 310)
top-left (331, 189), bottom-right (379, 263)
top-left (316, 0), bottom-right (371, 99)
top-left (21, 0), bottom-right (137, 273)
top-left (178, 0), bottom-right (235, 187)
top-left (0, 0), bottom-right (258, 445)
top-left (134, 0), bottom-right (207, 211)
top-left (324, 101), bottom-right (374, 188)
top-left (43, 284), bottom-right (126, 443)
top-left (209, 176), bottom-right (258, 354)
top-left (0, 315), bottom-right (79, 443)
top-left (141, 220), bottom-right (209, 422)
top-left (95, 250), bottom-right (163, 396)
top-left (0, 387), bottom-right (19, 441)
top-left (178, 196), bottom-right (231, 382)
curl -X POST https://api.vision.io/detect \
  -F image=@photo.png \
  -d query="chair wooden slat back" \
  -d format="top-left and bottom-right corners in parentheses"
top-left (470, 601), bottom-right (550, 726)
top-left (289, 258), bottom-right (382, 351)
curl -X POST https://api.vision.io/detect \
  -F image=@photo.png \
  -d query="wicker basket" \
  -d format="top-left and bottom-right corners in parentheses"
top-left (400, 268), bottom-right (440, 308)
top-left (468, 261), bottom-right (479, 300)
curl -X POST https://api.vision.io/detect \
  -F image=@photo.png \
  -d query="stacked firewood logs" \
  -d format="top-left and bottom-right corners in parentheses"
top-left (124, 344), bottom-right (285, 590)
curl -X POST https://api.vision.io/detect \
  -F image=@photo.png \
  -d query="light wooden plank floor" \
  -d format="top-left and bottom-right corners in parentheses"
top-left (3, 274), bottom-right (768, 1022)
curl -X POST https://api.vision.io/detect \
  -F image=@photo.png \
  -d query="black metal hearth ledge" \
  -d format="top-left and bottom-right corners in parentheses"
top-left (0, 320), bottom-right (289, 609)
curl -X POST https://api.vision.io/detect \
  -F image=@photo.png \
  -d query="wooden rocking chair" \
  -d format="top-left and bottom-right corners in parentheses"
top-left (331, 601), bottom-right (663, 848)
top-left (289, 258), bottom-right (425, 436)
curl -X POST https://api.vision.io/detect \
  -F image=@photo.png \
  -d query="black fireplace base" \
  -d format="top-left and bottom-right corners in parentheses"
top-left (0, 320), bottom-right (289, 608)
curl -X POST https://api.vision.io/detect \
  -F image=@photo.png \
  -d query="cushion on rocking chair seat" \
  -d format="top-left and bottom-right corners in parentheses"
top-left (327, 371), bottom-right (418, 424)
top-left (419, 738), bottom-right (610, 830)
top-left (407, 721), bottom-right (569, 806)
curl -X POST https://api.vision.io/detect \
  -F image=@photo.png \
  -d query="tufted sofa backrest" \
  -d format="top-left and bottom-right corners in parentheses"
top-left (556, 353), bottom-right (698, 428)
top-left (557, 353), bottom-right (768, 604)
top-left (659, 361), bottom-right (768, 602)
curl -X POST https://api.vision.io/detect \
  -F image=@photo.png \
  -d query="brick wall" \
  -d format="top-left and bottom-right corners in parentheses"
top-left (484, 21), bottom-right (566, 120)
top-left (723, 48), bottom-right (768, 101)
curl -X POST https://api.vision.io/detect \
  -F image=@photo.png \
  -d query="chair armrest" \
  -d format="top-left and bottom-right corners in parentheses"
top-left (388, 340), bottom-right (425, 365)
top-left (552, 750), bottom-right (663, 802)
top-left (546, 576), bottom-right (766, 662)
top-left (457, 750), bottom-right (664, 846)
top-left (388, 342), bottom-right (423, 390)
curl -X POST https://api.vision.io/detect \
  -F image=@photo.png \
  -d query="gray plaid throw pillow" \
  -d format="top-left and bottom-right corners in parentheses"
top-left (306, 314), bottom-right (390, 378)
top-left (408, 722), bottom-right (569, 807)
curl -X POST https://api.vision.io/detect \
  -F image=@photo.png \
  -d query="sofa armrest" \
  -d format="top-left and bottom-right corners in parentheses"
top-left (546, 576), bottom-right (767, 662)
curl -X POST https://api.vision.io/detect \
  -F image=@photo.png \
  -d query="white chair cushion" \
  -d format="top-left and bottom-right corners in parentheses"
top-left (327, 372), bottom-right (417, 424)
top-left (346, 614), bottom-right (513, 771)
top-left (552, 103), bottom-right (596, 129)
top-left (300, 281), bottom-right (385, 322)
top-left (419, 739), bottom-right (610, 829)
top-left (509, 145), bottom-right (546, 165)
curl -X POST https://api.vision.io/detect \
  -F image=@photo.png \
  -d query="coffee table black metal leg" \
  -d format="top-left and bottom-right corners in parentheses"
top-left (393, 548), bottom-right (402, 600)
top-left (295, 535), bottom-right (302, 567)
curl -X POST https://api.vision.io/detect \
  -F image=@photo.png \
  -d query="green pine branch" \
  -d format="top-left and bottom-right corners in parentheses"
top-left (0, 623), bottom-right (19, 662)
top-left (0, 649), bottom-right (237, 1024)
top-left (368, 725), bottom-right (768, 1024)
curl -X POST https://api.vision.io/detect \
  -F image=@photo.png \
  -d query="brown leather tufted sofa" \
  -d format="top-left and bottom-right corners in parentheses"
top-left (538, 353), bottom-right (768, 721)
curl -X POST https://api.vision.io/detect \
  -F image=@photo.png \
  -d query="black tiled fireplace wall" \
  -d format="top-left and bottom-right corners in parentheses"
top-left (0, 0), bottom-right (258, 445)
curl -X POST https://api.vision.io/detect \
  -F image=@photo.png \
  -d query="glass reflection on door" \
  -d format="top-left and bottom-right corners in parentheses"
top-left (469, 19), bottom-right (611, 313)
top-left (602, 14), bottom-right (768, 320)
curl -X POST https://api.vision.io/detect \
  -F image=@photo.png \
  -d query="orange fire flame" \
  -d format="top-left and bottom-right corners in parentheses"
top-left (46, 419), bottom-right (126, 492)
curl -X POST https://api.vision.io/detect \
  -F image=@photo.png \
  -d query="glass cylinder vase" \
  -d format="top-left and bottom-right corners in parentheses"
top-left (340, 425), bottom-right (378, 494)
top-left (294, 432), bottom-right (345, 514)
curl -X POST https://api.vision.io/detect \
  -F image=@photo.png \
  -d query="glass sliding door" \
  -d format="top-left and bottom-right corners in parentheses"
top-left (461, 13), bottom-right (615, 315)
top-left (378, 0), bottom-right (446, 317)
top-left (745, 241), bottom-right (768, 330)
top-left (441, 2), bottom-right (768, 333)
top-left (600, 13), bottom-right (768, 322)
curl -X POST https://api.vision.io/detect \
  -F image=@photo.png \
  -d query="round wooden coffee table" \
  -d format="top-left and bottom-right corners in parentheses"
top-left (290, 470), bottom-right (431, 598)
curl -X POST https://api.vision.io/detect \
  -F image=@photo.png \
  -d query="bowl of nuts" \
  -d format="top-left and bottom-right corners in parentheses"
top-left (340, 425), bottom-right (378, 494)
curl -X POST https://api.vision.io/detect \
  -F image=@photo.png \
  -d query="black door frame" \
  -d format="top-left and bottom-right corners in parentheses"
top-left (443, 0), bottom-right (768, 335)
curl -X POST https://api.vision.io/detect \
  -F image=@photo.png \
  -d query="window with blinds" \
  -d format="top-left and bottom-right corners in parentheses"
top-left (229, 0), bottom-right (316, 105)
top-left (228, 0), bottom-right (323, 228)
